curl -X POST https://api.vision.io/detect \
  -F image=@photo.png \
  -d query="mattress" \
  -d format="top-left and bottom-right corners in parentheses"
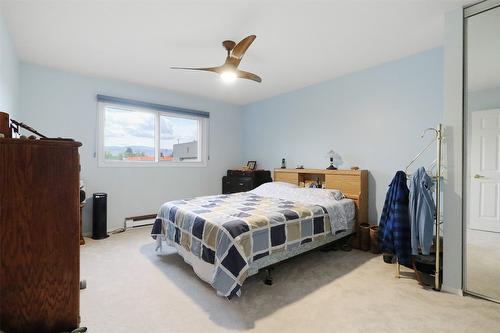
top-left (151, 184), bottom-right (355, 297)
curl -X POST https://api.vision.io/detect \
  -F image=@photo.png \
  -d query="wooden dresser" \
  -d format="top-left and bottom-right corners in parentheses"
top-left (0, 138), bottom-right (81, 333)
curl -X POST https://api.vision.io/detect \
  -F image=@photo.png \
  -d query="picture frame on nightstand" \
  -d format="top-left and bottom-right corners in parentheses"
top-left (247, 160), bottom-right (257, 170)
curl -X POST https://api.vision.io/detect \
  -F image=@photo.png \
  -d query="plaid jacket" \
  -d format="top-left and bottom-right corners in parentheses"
top-left (378, 171), bottom-right (412, 267)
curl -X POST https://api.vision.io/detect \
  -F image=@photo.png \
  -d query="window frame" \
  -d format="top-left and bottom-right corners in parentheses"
top-left (97, 101), bottom-right (208, 168)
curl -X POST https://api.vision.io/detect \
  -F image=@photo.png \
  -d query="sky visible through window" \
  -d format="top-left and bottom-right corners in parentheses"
top-left (160, 115), bottom-right (198, 158)
top-left (103, 106), bottom-right (198, 161)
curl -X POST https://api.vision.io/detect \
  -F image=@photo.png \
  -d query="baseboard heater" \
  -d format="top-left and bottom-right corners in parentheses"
top-left (124, 213), bottom-right (157, 230)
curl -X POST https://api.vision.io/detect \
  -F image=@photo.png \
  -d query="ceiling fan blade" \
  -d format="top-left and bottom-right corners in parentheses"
top-left (236, 70), bottom-right (262, 83)
top-left (170, 66), bottom-right (223, 73)
top-left (231, 35), bottom-right (256, 60)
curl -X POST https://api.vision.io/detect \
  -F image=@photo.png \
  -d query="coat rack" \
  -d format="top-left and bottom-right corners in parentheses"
top-left (400, 123), bottom-right (442, 291)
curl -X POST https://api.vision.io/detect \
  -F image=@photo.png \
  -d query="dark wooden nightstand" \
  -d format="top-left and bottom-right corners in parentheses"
top-left (222, 170), bottom-right (272, 194)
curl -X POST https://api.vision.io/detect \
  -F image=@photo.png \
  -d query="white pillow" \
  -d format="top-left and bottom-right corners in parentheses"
top-left (299, 187), bottom-right (345, 200)
top-left (250, 182), bottom-right (297, 197)
top-left (257, 181), bottom-right (298, 190)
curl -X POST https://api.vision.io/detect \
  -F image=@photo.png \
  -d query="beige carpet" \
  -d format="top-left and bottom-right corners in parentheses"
top-left (466, 229), bottom-right (500, 301)
top-left (80, 228), bottom-right (500, 333)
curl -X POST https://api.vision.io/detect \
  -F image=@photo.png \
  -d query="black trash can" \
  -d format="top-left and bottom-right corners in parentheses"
top-left (92, 193), bottom-right (109, 240)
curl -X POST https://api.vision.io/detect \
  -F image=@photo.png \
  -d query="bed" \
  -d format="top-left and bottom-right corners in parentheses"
top-left (151, 168), bottom-right (368, 297)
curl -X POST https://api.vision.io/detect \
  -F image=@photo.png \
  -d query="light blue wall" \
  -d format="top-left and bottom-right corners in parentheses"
top-left (242, 48), bottom-right (443, 223)
top-left (0, 13), bottom-right (19, 118)
top-left (19, 63), bottom-right (242, 233)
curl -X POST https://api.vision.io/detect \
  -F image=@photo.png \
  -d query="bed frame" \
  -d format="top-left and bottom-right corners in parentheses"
top-left (248, 168), bottom-right (369, 283)
top-left (273, 168), bottom-right (368, 226)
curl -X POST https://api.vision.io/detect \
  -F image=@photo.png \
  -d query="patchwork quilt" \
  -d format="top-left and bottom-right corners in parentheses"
top-left (151, 192), bottom-right (343, 297)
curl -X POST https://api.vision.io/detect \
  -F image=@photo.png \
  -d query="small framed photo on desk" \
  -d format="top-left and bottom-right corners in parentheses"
top-left (247, 161), bottom-right (257, 170)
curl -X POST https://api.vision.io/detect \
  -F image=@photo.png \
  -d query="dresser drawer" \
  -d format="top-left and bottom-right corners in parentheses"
top-left (230, 177), bottom-right (253, 192)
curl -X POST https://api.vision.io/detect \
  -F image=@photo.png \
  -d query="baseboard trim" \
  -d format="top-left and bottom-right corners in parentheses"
top-left (442, 284), bottom-right (463, 296)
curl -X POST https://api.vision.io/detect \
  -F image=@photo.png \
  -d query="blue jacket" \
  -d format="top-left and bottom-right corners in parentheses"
top-left (378, 171), bottom-right (412, 267)
top-left (409, 167), bottom-right (435, 255)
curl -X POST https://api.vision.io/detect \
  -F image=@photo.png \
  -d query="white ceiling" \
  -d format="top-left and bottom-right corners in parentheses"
top-left (1, 0), bottom-right (470, 105)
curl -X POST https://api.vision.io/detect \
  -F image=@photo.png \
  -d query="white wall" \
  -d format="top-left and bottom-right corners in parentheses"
top-left (0, 11), bottom-right (19, 118)
top-left (19, 63), bottom-right (242, 234)
top-left (468, 87), bottom-right (500, 111)
top-left (241, 48), bottom-right (443, 223)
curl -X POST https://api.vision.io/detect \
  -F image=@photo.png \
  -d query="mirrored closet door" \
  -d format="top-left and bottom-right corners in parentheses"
top-left (464, 0), bottom-right (500, 303)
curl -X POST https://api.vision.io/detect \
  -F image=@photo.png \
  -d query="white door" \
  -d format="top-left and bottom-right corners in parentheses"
top-left (470, 109), bottom-right (500, 232)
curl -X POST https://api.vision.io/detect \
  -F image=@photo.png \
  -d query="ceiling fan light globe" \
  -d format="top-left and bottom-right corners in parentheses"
top-left (220, 71), bottom-right (237, 83)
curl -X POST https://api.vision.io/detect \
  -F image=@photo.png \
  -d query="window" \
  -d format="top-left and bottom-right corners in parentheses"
top-left (97, 97), bottom-right (208, 167)
top-left (103, 107), bottom-right (156, 162)
top-left (160, 115), bottom-right (199, 161)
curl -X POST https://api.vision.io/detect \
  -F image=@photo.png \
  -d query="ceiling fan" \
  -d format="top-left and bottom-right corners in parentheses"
top-left (171, 35), bottom-right (262, 83)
